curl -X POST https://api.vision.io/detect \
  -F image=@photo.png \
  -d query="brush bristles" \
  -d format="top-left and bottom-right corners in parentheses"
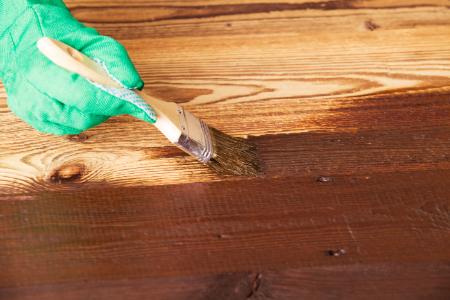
top-left (207, 127), bottom-right (261, 176)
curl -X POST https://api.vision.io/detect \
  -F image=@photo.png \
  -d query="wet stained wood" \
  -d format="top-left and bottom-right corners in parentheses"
top-left (1, 170), bottom-right (450, 298)
top-left (1, 265), bottom-right (450, 300)
top-left (1, 0), bottom-right (450, 299)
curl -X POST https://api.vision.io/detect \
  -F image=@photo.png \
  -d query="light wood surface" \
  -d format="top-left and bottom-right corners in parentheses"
top-left (1, 0), bottom-right (450, 194)
top-left (1, 1), bottom-right (450, 299)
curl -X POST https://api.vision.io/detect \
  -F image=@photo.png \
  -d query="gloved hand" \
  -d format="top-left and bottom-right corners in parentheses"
top-left (0, 0), bottom-right (156, 135)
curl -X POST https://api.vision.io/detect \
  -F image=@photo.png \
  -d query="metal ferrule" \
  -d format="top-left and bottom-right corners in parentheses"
top-left (175, 106), bottom-right (214, 164)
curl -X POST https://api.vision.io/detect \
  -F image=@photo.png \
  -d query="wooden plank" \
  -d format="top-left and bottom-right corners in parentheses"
top-left (1, 264), bottom-right (449, 300)
top-left (1, 170), bottom-right (449, 287)
top-left (1, 1), bottom-right (450, 299)
top-left (1, 1), bottom-right (449, 194)
top-left (66, 0), bottom-right (450, 30)
top-left (1, 81), bottom-right (450, 194)
top-left (1, 91), bottom-right (450, 194)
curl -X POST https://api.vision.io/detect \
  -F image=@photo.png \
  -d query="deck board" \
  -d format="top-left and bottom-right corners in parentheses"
top-left (0, 1), bottom-right (449, 299)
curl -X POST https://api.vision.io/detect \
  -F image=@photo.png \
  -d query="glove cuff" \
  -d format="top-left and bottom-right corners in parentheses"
top-left (1, 0), bottom-right (66, 34)
top-left (0, 0), bottom-right (67, 78)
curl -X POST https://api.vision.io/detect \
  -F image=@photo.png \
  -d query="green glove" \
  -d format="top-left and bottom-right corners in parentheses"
top-left (0, 0), bottom-right (156, 135)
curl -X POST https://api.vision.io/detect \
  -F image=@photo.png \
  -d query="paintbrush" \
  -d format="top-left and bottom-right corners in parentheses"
top-left (37, 38), bottom-right (260, 176)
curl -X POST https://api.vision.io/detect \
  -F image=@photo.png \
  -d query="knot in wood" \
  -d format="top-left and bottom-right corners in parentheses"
top-left (66, 133), bottom-right (89, 143)
top-left (326, 249), bottom-right (347, 257)
top-left (317, 176), bottom-right (333, 183)
top-left (365, 20), bottom-right (380, 31)
top-left (49, 164), bottom-right (86, 184)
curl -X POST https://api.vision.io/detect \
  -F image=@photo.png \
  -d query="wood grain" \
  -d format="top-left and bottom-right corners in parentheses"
top-left (1, 1), bottom-right (450, 193)
top-left (1, 0), bottom-right (450, 299)
top-left (1, 170), bottom-right (450, 285)
top-left (1, 90), bottom-right (449, 194)
top-left (1, 265), bottom-right (450, 300)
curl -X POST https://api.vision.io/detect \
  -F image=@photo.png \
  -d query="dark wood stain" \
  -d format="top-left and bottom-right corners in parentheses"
top-left (1, 169), bottom-right (450, 289)
top-left (1, 264), bottom-right (449, 300)
top-left (246, 273), bottom-right (264, 299)
top-left (198, 273), bottom-right (253, 300)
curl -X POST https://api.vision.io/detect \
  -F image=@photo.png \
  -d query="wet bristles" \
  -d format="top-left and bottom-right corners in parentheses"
top-left (207, 127), bottom-right (261, 176)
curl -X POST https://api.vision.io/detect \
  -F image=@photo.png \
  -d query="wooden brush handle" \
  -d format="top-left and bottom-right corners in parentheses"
top-left (37, 37), bottom-right (183, 142)
top-left (37, 38), bottom-right (122, 88)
